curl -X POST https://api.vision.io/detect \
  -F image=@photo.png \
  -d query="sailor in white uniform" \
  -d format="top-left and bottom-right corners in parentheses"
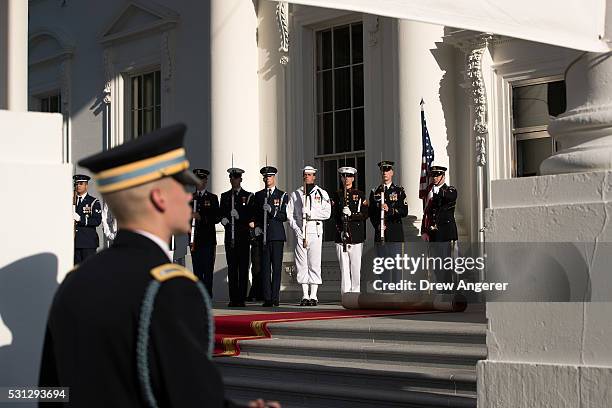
top-left (286, 166), bottom-right (332, 306)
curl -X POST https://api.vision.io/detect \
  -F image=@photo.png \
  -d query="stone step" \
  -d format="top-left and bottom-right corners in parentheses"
top-left (267, 318), bottom-right (486, 346)
top-left (223, 375), bottom-right (476, 408)
top-left (237, 337), bottom-right (486, 369)
top-left (218, 354), bottom-right (477, 396)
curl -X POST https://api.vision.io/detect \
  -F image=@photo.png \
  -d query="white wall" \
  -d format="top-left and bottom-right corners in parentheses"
top-left (0, 110), bottom-right (71, 391)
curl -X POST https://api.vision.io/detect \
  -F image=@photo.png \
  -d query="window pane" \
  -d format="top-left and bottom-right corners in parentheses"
top-left (516, 136), bottom-right (553, 177)
top-left (357, 156), bottom-right (365, 192)
top-left (144, 108), bottom-right (154, 134)
top-left (333, 26), bottom-right (350, 67)
top-left (155, 71), bottom-right (161, 106)
top-left (351, 23), bottom-right (363, 64)
top-left (155, 106), bottom-right (161, 129)
top-left (318, 30), bottom-right (332, 70)
top-left (334, 67), bottom-right (351, 110)
top-left (41, 98), bottom-right (49, 112)
top-left (547, 81), bottom-right (566, 117)
top-left (132, 77), bottom-right (139, 109)
top-left (353, 65), bottom-right (364, 107)
top-left (318, 113), bottom-right (333, 155)
top-left (144, 72), bottom-right (155, 108)
top-left (512, 84), bottom-right (551, 129)
top-left (323, 158), bottom-right (339, 241)
top-left (132, 109), bottom-right (139, 139)
top-left (353, 108), bottom-right (364, 150)
top-left (50, 95), bottom-right (60, 113)
top-left (335, 110), bottom-right (351, 153)
top-left (318, 71), bottom-right (333, 113)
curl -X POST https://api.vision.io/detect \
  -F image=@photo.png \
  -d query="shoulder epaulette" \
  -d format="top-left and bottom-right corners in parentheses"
top-left (150, 264), bottom-right (197, 282)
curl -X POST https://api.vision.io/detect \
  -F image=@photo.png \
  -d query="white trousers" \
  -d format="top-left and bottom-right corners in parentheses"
top-left (295, 233), bottom-right (323, 285)
top-left (335, 243), bottom-right (362, 293)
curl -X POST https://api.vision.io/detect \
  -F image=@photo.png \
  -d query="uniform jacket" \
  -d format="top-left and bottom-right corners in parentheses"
top-left (422, 183), bottom-right (458, 242)
top-left (39, 230), bottom-right (229, 407)
top-left (219, 188), bottom-right (254, 243)
top-left (74, 193), bottom-right (102, 249)
top-left (191, 190), bottom-right (220, 246)
top-left (253, 187), bottom-right (288, 242)
top-left (368, 183), bottom-right (408, 242)
top-left (330, 188), bottom-right (368, 244)
top-left (286, 185), bottom-right (332, 236)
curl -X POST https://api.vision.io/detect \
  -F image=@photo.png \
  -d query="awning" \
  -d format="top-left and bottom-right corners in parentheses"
top-left (275, 0), bottom-right (610, 52)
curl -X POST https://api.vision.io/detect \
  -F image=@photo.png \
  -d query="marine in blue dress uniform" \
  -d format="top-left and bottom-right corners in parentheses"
top-left (39, 124), bottom-right (239, 407)
top-left (253, 166), bottom-right (289, 307)
top-left (368, 161), bottom-right (408, 285)
top-left (190, 168), bottom-right (219, 297)
top-left (219, 168), bottom-right (254, 307)
top-left (72, 174), bottom-right (102, 265)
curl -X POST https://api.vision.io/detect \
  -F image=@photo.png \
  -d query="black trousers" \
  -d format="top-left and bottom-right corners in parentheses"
top-left (261, 241), bottom-right (284, 303)
top-left (225, 239), bottom-right (250, 303)
top-left (74, 248), bottom-right (96, 265)
top-left (248, 239), bottom-right (263, 301)
top-left (192, 243), bottom-right (216, 298)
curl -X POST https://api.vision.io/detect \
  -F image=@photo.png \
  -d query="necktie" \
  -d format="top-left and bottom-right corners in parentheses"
top-left (77, 197), bottom-right (82, 207)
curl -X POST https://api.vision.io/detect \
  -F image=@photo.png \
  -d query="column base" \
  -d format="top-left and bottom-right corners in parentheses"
top-left (478, 360), bottom-right (612, 407)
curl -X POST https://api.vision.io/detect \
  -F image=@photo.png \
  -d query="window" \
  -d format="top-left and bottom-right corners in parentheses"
top-left (129, 70), bottom-right (161, 139)
top-left (315, 22), bottom-right (365, 241)
top-left (39, 93), bottom-right (61, 113)
top-left (511, 79), bottom-right (566, 177)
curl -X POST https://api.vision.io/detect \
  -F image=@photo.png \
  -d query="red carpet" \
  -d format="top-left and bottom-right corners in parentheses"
top-left (214, 309), bottom-right (436, 357)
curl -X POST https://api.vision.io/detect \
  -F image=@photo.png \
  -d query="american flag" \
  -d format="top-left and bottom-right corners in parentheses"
top-left (419, 99), bottom-right (435, 208)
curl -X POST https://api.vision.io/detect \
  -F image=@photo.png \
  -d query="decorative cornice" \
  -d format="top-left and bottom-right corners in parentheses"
top-left (365, 15), bottom-right (379, 47)
top-left (103, 49), bottom-right (112, 105)
top-left (276, 1), bottom-right (290, 65)
top-left (464, 34), bottom-right (492, 167)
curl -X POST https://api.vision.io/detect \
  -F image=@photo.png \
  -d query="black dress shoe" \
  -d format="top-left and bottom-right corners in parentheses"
top-left (273, 301), bottom-right (280, 306)
top-left (300, 298), bottom-right (309, 306)
top-left (309, 299), bottom-right (318, 306)
top-left (236, 302), bottom-right (246, 307)
top-left (262, 301), bottom-right (273, 307)
top-left (227, 301), bottom-right (237, 307)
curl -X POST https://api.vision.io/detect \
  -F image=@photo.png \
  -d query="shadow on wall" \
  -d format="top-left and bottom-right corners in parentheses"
top-left (0, 254), bottom-right (58, 388)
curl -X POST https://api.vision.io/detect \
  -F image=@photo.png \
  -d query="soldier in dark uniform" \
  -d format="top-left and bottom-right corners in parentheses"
top-left (368, 161), bottom-right (408, 285)
top-left (253, 166), bottom-right (289, 307)
top-left (421, 165), bottom-right (458, 285)
top-left (72, 174), bottom-right (102, 265)
top-left (219, 168), bottom-right (254, 307)
top-left (190, 168), bottom-right (219, 298)
top-left (40, 124), bottom-right (235, 407)
top-left (331, 167), bottom-right (368, 294)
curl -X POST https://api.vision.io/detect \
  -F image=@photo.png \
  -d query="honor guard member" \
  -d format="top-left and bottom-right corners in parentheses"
top-left (220, 168), bottom-right (254, 307)
top-left (286, 166), bottom-right (331, 306)
top-left (421, 165), bottom-right (458, 284)
top-left (254, 166), bottom-right (289, 307)
top-left (72, 174), bottom-right (102, 265)
top-left (190, 168), bottom-right (220, 297)
top-left (40, 124), bottom-right (237, 407)
top-left (330, 167), bottom-right (368, 294)
top-left (368, 161), bottom-right (408, 285)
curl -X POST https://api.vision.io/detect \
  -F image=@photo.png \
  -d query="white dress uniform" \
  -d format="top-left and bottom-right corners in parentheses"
top-left (286, 171), bottom-right (331, 303)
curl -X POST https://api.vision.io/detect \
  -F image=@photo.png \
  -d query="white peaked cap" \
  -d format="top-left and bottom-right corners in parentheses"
top-left (338, 166), bottom-right (357, 175)
top-left (302, 165), bottom-right (317, 174)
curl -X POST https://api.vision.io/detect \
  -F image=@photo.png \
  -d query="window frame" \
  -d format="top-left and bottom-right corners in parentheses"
top-left (509, 75), bottom-right (564, 178)
top-left (124, 67), bottom-right (162, 141)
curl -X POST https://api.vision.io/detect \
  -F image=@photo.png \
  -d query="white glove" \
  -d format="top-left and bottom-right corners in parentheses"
top-left (342, 206), bottom-right (352, 217)
top-left (433, 185), bottom-right (440, 194)
top-left (230, 209), bottom-right (239, 219)
top-left (263, 203), bottom-right (272, 213)
top-left (73, 212), bottom-right (81, 222)
top-left (221, 217), bottom-right (229, 226)
top-left (254, 226), bottom-right (263, 236)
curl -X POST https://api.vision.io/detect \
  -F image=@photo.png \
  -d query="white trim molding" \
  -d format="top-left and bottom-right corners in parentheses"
top-left (276, 1), bottom-right (290, 65)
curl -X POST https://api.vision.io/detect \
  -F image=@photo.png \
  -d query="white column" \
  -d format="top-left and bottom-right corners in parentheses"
top-left (210, 0), bottom-right (260, 192)
top-left (540, 51), bottom-right (612, 174)
top-left (0, 0), bottom-right (28, 111)
top-left (396, 20), bottom-right (450, 238)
